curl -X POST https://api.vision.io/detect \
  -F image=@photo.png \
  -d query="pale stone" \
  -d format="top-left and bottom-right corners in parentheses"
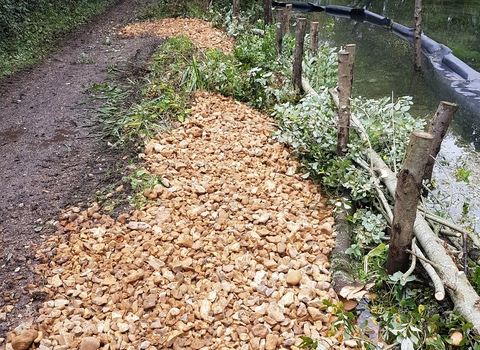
top-left (344, 339), bottom-right (358, 347)
top-left (91, 297), bottom-right (108, 306)
top-left (267, 303), bottom-right (285, 323)
top-left (251, 324), bottom-right (269, 338)
top-left (307, 307), bottom-right (324, 321)
top-left (54, 299), bottom-right (69, 308)
top-left (177, 233), bottom-right (194, 247)
top-left (286, 270), bottom-right (302, 285)
top-left (166, 330), bottom-right (183, 347)
top-left (298, 287), bottom-right (316, 303)
top-left (265, 334), bottom-right (278, 350)
top-left (127, 221), bottom-right (151, 231)
top-left (124, 270), bottom-right (145, 284)
top-left (117, 322), bottom-right (130, 333)
top-left (143, 294), bottom-right (157, 310)
top-left (51, 275), bottom-right (63, 288)
top-left (102, 276), bottom-right (117, 285)
top-left (279, 291), bottom-right (295, 307)
top-left (79, 337), bottom-right (100, 350)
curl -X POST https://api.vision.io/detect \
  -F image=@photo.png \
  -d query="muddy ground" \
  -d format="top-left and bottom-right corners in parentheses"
top-left (0, 0), bottom-right (163, 339)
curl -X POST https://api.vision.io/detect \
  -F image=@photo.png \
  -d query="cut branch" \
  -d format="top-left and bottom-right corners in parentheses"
top-left (410, 243), bottom-right (446, 301)
top-left (302, 76), bottom-right (480, 333)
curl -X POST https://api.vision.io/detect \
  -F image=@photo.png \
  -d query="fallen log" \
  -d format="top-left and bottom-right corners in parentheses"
top-left (301, 77), bottom-right (480, 333)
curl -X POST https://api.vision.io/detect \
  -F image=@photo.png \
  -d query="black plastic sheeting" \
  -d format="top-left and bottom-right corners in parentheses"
top-left (273, 1), bottom-right (480, 123)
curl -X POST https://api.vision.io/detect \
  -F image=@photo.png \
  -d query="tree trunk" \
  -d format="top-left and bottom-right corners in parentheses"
top-left (387, 131), bottom-right (433, 273)
top-left (423, 101), bottom-right (458, 183)
top-left (309, 22), bottom-right (319, 56)
top-left (292, 18), bottom-right (307, 93)
top-left (331, 193), bottom-right (362, 294)
top-left (414, 0), bottom-right (422, 71)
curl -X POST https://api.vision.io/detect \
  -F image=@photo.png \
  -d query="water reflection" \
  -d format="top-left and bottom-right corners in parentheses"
top-left (314, 0), bottom-right (480, 71)
top-left (298, 0), bottom-right (480, 221)
top-left (303, 0), bottom-right (480, 149)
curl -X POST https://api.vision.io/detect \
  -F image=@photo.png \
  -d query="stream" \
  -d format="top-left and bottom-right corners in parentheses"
top-left (298, 0), bottom-right (480, 227)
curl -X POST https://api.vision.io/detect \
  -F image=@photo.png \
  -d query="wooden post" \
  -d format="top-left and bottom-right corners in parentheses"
top-left (283, 4), bottom-right (292, 36)
top-left (414, 0), bottom-right (422, 71)
top-left (276, 8), bottom-right (284, 57)
top-left (345, 44), bottom-right (356, 89)
top-left (386, 131), bottom-right (433, 274)
top-left (292, 18), bottom-right (307, 93)
top-left (233, 0), bottom-right (240, 19)
top-left (309, 22), bottom-right (319, 56)
top-left (263, 0), bottom-right (272, 27)
top-left (337, 48), bottom-right (354, 157)
top-left (423, 101), bottom-right (458, 183)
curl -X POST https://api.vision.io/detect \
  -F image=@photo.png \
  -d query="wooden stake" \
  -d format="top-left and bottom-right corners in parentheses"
top-left (423, 101), bottom-right (458, 183)
top-left (292, 18), bottom-right (307, 93)
top-left (263, 0), bottom-right (272, 27)
top-left (233, 0), bottom-right (240, 19)
top-left (345, 44), bottom-right (356, 86)
top-left (414, 0), bottom-right (422, 71)
top-left (309, 22), bottom-right (319, 56)
top-left (386, 131), bottom-right (433, 274)
top-left (337, 50), bottom-right (352, 156)
top-left (276, 8), bottom-right (284, 57)
top-left (283, 4), bottom-right (292, 36)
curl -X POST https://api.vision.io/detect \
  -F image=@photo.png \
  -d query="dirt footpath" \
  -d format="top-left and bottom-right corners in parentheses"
top-left (0, 0), bottom-right (161, 341)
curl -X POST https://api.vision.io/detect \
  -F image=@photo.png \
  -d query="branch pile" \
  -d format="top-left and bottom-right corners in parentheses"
top-left (302, 78), bottom-right (480, 333)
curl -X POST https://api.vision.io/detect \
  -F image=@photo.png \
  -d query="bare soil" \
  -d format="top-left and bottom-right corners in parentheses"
top-left (0, 0), bottom-right (162, 339)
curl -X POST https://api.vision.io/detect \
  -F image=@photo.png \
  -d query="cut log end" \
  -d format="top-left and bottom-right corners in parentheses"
top-left (435, 291), bottom-right (445, 301)
top-left (412, 130), bottom-right (434, 140)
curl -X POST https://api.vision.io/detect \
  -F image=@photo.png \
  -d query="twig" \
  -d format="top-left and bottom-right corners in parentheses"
top-left (418, 208), bottom-right (480, 249)
top-left (440, 228), bottom-right (461, 237)
top-left (390, 91), bottom-right (397, 174)
top-left (463, 231), bottom-right (468, 275)
top-left (405, 248), bottom-right (442, 270)
top-left (410, 243), bottom-right (446, 301)
top-left (402, 238), bottom-right (417, 281)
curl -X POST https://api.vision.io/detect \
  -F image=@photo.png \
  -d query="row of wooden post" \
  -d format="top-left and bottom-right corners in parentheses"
top-left (278, 15), bottom-right (320, 93)
top-left (285, 12), bottom-right (458, 274)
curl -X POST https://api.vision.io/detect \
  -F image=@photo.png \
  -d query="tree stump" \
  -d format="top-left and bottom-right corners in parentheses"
top-left (386, 131), bottom-right (433, 274)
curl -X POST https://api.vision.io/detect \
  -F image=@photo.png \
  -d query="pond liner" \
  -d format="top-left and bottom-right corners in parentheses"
top-left (273, 1), bottom-right (480, 123)
top-left (272, 1), bottom-right (324, 12)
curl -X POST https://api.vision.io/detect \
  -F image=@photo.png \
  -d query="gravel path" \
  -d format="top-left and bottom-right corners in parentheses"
top-left (4, 16), bottom-right (340, 350)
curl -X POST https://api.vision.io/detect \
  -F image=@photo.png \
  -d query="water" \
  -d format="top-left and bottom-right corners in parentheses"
top-left (297, 0), bottom-right (480, 224)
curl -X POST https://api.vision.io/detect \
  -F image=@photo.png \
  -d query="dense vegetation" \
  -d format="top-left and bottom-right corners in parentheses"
top-left (0, 0), bottom-right (116, 78)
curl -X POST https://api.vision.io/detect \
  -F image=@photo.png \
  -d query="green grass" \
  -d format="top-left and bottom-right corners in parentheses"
top-left (0, 0), bottom-right (115, 79)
